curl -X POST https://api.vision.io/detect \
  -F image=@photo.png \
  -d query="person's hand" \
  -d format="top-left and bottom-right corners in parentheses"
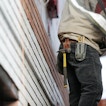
top-left (62, 38), bottom-right (71, 49)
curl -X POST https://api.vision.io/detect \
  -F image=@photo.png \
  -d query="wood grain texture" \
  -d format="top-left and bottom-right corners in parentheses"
top-left (20, 0), bottom-right (69, 105)
top-left (0, 0), bottom-right (69, 105)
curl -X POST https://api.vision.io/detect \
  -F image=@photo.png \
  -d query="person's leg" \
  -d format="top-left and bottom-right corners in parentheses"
top-left (57, 43), bottom-right (81, 106)
top-left (67, 65), bottom-right (81, 106)
top-left (74, 45), bottom-right (103, 106)
top-left (67, 44), bottom-right (81, 106)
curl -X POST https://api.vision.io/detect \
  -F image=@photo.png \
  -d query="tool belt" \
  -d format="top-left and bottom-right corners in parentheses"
top-left (61, 36), bottom-right (87, 61)
top-left (57, 36), bottom-right (87, 88)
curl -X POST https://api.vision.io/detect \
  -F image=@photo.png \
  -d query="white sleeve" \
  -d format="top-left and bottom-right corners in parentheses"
top-left (70, 0), bottom-right (106, 36)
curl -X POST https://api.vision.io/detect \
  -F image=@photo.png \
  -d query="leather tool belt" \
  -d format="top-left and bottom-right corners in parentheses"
top-left (62, 36), bottom-right (87, 61)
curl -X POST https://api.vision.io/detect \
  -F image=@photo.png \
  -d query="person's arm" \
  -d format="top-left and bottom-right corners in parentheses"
top-left (69, 0), bottom-right (106, 36)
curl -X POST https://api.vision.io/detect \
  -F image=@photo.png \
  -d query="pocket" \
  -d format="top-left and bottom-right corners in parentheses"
top-left (75, 43), bottom-right (87, 61)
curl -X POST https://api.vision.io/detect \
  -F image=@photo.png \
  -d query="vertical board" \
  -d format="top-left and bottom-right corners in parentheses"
top-left (21, 0), bottom-right (69, 105)
top-left (0, 0), bottom-right (68, 106)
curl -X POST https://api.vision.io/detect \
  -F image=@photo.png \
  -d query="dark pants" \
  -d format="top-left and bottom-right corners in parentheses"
top-left (57, 43), bottom-right (103, 106)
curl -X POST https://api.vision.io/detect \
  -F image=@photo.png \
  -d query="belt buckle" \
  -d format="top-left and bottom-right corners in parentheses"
top-left (78, 36), bottom-right (85, 43)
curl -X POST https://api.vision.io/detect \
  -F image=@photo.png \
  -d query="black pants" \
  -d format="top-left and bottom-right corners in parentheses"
top-left (57, 43), bottom-right (103, 106)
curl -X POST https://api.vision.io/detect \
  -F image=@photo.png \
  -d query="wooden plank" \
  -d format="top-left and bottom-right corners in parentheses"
top-left (0, 0), bottom-right (69, 105)
top-left (0, 17), bottom-right (50, 106)
top-left (0, 16), bottom-right (50, 106)
top-left (31, 0), bottom-right (69, 104)
top-left (26, 0), bottom-right (61, 86)
top-left (21, 0), bottom-right (69, 105)
top-left (0, 10), bottom-right (50, 105)
top-left (8, 0), bottom-right (50, 95)
top-left (14, 0), bottom-right (66, 105)
top-left (22, 0), bottom-right (63, 98)
top-left (3, 0), bottom-right (54, 103)
top-left (0, 34), bottom-right (41, 105)
top-left (11, 0), bottom-right (62, 104)
top-left (0, 51), bottom-right (36, 106)
top-left (0, 0), bottom-right (60, 105)
top-left (17, 0), bottom-right (63, 99)
top-left (3, 0), bottom-right (64, 105)
top-left (25, 0), bottom-right (65, 95)
top-left (18, 92), bottom-right (28, 106)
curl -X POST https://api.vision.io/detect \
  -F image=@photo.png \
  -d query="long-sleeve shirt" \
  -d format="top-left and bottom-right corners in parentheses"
top-left (58, 0), bottom-right (106, 54)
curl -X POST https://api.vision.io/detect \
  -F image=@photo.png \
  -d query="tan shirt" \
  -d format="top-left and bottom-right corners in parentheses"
top-left (58, 0), bottom-right (106, 54)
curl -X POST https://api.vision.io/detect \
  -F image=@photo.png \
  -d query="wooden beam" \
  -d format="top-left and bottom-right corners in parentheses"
top-left (20, 0), bottom-right (69, 105)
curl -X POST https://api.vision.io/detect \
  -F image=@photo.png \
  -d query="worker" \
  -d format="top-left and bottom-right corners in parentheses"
top-left (57, 0), bottom-right (106, 106)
